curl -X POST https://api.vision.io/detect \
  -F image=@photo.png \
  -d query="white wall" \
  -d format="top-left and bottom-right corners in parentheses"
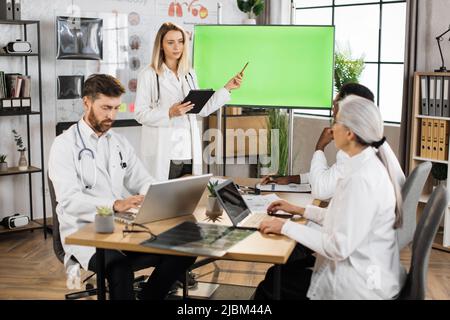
top-left (0, 0), bottom-right (246, 220)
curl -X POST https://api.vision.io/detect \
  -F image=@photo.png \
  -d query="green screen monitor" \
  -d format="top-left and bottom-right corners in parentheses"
top-left (193, 25), bottom-right (335, 109)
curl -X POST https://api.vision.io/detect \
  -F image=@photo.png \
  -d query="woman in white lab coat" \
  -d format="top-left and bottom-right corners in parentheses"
top-left (135, 22), bottom-right (243, 181)
top-left (255, 96), bottom-right (406, 300)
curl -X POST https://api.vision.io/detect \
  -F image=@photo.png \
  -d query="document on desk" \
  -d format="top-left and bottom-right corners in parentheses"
top-left (256, 183), bottom-right (311, 193)
top-left (140, 221), bottom-right (253, 257)
top-left (242, 193), bottom-right (281, 213)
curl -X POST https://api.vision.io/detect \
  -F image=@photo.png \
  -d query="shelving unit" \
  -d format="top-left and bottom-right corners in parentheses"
top-left (0, 20), bottom-right (47, 238)
top-left (409, 71), bottom-right (450, 252)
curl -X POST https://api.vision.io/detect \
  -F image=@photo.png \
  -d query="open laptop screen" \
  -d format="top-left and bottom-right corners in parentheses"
top-left (215, 181), bottom-right (250, 225)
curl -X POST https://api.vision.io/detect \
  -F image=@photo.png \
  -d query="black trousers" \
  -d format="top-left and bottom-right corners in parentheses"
top-left (169, 160), bottom-right (193, 179)
top-left (254, 243), bottom-right (315, 300)
top-left (88, 249), bottom-right (196, 300)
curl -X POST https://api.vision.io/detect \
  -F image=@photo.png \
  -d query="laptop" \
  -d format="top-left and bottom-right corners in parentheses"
top-left (114, 174), bottom-right (212, 224)
top-left (214, 179), bottom-right (272, 230)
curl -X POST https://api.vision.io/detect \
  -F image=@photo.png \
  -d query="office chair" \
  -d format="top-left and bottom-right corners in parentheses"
top-left (397, 184), bottom-right (448, 300)
top-left (397, 161), bottom-right (432, 250)
top-left (47, 173), bottom-right (146, 299)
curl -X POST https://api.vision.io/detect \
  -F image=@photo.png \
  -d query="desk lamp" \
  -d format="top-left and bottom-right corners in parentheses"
top-left (435, 25), bottom-right (450, 72)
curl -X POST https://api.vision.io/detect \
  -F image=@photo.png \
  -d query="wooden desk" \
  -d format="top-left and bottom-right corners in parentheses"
top-left (65, 177), bottom-right (318, 300)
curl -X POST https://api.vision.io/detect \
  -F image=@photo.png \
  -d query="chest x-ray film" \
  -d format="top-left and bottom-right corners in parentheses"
top-left (56, 16), bottom-right (103, 60)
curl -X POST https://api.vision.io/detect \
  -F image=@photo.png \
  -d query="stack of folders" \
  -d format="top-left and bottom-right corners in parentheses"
top-left (420, 118), bottom-right (449, 160)
top-left (0, 72), bottom-right (31, 112)
top-left (420, 75), bottom-right (450, 117)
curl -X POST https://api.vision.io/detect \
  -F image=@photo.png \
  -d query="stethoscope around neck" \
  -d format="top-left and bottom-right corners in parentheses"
top-left (76, 122), bottom-right (127, 190)
top-left (155, 71), bottom-right (196, 103)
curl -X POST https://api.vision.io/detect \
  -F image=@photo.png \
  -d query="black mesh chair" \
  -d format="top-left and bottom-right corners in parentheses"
top-left (47, 173), bottom-right (146, 299)
top-left (397, 184), bottom-right (448, 300)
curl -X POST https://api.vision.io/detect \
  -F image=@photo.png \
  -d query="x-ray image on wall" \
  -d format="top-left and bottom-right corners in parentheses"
top-left (56, 16), bottom-right (103, 60)
top-left (57, 75), bottom-right (84, 99)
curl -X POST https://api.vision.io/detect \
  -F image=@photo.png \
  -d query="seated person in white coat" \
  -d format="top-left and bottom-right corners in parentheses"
top-left (135, 22), bottom-right (243, 181)
top-left (48, 74), bottom-right (196, 300)
top-left (255, 96), bottom-right (406, 300)
top-left (261, 83), bottom-right (385, 200)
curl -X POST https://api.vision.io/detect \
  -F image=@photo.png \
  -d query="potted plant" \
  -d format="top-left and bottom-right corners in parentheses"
top-left (237, 0), bottom-right (264, 24)
top-left (205, 180), bottom-right (223, 221)
top-left (0, 154), bottom-right (7, 172)
top-left (334, 47), bottom-right (365, 92)
top-left (12, 129), bottom-right (28, 171)
top-left (431, 163), bottom-right (447, 189)
top-left (261, 109), bottom-right (288, 176)
top-left (95, 206), bottom-right (115, 234)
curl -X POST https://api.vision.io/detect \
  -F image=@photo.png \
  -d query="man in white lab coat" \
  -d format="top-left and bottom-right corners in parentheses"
top-left (48, 74), bottom-right (195, 300)
top-left (261, 83), bottom-right (375, 200)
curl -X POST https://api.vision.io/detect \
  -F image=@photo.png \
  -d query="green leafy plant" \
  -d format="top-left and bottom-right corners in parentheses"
top-left (207, 181), bottom-right (219, 197)
top-left (12, 129), bottom-right (26, 152)
top-left (96, 206), bottom-right (113, 216)
top-left (237, 0), bottom-right (264, 19)
top-left (266, 109), bottom-right (288, 176)
top-left (0, 154), bottom-right (6, 163)
top-left (334, 48), bottom-right (365, 92)
top-left (431, 163), bottom-right (447, 181)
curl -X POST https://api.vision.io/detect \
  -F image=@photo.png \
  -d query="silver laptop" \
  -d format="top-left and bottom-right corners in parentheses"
top-left (214, 179), bottom-right (270, 230)
top-left (115, 174), bottom-right (212, 224)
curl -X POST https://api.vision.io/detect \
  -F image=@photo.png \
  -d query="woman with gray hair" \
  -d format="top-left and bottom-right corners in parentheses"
top-left (255, 95), bottom-right (406, 300)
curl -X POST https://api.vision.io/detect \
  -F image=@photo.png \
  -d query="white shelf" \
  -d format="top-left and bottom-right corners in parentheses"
top-left (416, 115), bottom-right (450, 121)
top-left (412, 156), bottom-right (448, 164)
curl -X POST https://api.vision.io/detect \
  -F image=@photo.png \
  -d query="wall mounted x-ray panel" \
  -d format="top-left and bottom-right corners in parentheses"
top-left (56, 16), bottom-right (103, 60)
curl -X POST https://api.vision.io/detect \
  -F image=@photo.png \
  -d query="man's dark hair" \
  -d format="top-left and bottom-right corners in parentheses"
top-left (339, 83), bottom-right (374, 102)
top-left (82, 74), bottom-right (125, 100)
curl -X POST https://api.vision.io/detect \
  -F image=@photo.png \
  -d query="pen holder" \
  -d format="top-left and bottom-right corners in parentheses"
top-left (95, 214), bottom-right (115, 234)
top-left (206, 196), bottom-right (223, 222)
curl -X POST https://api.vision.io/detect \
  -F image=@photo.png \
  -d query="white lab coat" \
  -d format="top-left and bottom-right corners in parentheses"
top-left (48, 120), bottom-right (154, 270)
top-left (135, 65), bottom-right (231, 181)
top-left (282, 147), bottom-right (406, 299)
top-left (307, 150), bottom-right (348, 200)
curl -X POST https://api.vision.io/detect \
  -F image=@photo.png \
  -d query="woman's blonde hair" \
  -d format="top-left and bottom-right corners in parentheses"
top-left (151, 22), bottom-right (190, 76)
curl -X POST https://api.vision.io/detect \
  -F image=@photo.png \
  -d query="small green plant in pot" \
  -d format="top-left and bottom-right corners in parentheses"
top-left (12, 129), bottom-right (28, 171)
top-left (205, 181), bottom-right (223, 222)
top-left (237, 0), bottom-right (264, 24)
top-left (0, 154), bottom-right (7, 172)
top-left (95, 206), bottom-right (115, 233)
top-left (431, 163), bottom-right (447, 189)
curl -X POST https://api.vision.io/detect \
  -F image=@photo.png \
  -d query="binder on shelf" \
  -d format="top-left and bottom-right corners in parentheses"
top-left (435, 77), bottom-right (443, 117)
top-left (12, 0), bottom-right (20, 20)
top-left (420, 119), bottom-right (427, 158)
top-left (444, 77), bottom-right (450, 117)
top-left (420, 75), bottom-right (429, 115)
top-left (432, 119), bottom-right (439, 159)
top-left (0, 0), bottom-right (14, 20)
top-left (438, 120), bottom-right (448, 160)
top-left (426, 119), bottom-right (433, 158)
top-left (429, 76), bottom-right (436, 116)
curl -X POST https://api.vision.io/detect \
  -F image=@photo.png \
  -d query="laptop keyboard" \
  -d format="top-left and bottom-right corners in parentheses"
top-left (114, 212), bottom-right (136, 224)
top-left (239, 213), bottom-right (267, 228)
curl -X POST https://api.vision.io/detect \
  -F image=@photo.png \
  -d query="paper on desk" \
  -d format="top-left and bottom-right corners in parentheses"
top-left (242, 193), bottom-right (281, 213)
top-left (256, 183), bottom-right (311, 193)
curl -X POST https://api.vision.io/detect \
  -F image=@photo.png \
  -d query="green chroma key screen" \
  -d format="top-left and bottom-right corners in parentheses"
top-left (193, 25), bottom-right (335, 109)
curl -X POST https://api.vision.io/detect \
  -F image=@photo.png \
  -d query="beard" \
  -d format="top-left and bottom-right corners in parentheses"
top-left (87, 109), bottom-right (114, 133)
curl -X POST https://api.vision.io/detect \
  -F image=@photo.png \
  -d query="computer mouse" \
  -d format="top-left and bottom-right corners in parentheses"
top-left (290, 215), bottom-right (302, 221)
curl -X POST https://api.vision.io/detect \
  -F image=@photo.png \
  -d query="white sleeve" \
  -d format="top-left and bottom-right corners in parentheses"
top-left (282, 176), bottom-right (378, 261)
top-left (309, 150), bottom-right (343, 200)
top-left (300, 172), bottom-right (310, 184)
top-left (303, 204), bottom-right (328, 225)
top-left (48, 139), bottom-right (115, 223)
top-left (121, 138), bottom-right (155, 195)
top-left (134, 68), bottom-right (171, 127)
top-left (190, 70), bottom-right (231, 117)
